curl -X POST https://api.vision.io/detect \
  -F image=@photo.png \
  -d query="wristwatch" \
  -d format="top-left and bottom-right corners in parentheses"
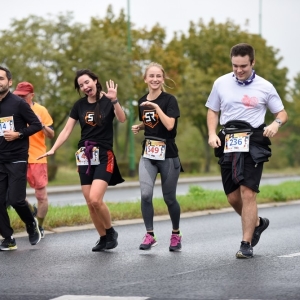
top-left (275, 118), bottom-right (282, 127)
top-left (18, 132), bottom-right (24, 139)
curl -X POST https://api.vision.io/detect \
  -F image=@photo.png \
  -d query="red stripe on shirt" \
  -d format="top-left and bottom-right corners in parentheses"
top-left (106, 150), bottom-right (114, 173)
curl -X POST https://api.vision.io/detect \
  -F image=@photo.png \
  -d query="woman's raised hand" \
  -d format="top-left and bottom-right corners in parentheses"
top-left (102, 80), bottom-right (118, 101)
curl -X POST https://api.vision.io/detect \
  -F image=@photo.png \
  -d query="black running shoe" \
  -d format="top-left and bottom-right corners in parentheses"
top-left (252, 217), bottom-right (269, 247)
top-left (26, 217), bottom-right (41, 245)
top-left (39, 226), bottom-right (45, 239)
top-left (236, 241), bottom-right (253, 259)
top-left (106, 228), bottom-right (118, 250)
top-left (92, 236), bottom-right (107, 252)
top-left (32, 204), bottom-right (37, 217)
top-left (0, 237), bottom-right (17, 251)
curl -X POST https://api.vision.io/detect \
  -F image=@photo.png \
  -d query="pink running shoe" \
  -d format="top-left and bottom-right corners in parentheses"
top-left (169, 233), bottom-right (182, 252)
top-left (139, 233), bottom-right (158, 250)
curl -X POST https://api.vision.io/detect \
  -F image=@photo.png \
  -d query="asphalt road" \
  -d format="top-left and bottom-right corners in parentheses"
top-left (26, 174), bottom-right (300, 206)
top-left (1, 202), bottom-right (300, 300)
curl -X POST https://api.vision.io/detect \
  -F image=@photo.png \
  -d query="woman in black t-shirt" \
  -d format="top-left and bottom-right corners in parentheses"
top-left (38, 69), bottom-right (126, 252)
top-left (132, 62), bottom-right (183, 252)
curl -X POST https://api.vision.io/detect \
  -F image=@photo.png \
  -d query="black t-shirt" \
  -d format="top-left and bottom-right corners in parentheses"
top-left (138, 91), bottom-right (180, 158)
top-left (70, 95), bottom-right (115, 150)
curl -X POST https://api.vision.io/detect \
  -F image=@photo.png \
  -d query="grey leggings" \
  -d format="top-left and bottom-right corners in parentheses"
top-left (139, 156), bottom-right (181, 231)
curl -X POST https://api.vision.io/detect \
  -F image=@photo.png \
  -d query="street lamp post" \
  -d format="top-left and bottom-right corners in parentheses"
top-left (127, 0), bottom-right (135, 177)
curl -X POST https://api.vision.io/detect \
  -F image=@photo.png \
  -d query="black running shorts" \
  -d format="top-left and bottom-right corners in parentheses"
top-left (220, 152), bottom-right (264, 195)
top-left (77, 149), bottom-right (114, 185)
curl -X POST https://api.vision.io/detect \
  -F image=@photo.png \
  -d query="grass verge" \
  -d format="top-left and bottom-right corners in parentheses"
top-left (9, 180), bottom-right (300, 233)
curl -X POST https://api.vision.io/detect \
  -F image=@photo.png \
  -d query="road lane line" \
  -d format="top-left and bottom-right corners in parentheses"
top-left (50, 296), bottom-right (149, 300)
top-left (278, 252), bottom-right (300, 258)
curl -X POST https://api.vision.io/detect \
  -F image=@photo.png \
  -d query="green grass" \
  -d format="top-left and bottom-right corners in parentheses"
top-left (9, 180), bottom-right (300, 233)
top-left (48, 166), bottom-right (80, 186)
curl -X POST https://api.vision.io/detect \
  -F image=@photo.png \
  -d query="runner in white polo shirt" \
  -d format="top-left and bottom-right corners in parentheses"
top-left (205, 43), bottom-right (288, 259)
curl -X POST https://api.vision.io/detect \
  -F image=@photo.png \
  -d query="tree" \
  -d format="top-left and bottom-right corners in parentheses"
top-left (0, 13), bottom-right (84, 176)
top-left (1, 11), bottom-right (292, 176)
top-left (0, 13), bottom-right (84, 128)
top-left (281, 73), bottom-right (300, 167)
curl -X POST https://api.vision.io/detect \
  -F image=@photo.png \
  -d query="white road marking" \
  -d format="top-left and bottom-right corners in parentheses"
top-left (278, 252), bottom-right (300, 258)
top-left (50, 296), bottom-right (149, 300)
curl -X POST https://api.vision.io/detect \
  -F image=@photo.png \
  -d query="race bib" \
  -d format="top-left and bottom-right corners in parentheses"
top-left (143, 139), bottom-right (166, 160)
top-left (224, 132), bottom-right (251, 153)
top-left (0, 116), bottom-right (15, 136)
top-left (75, 147), bottom-right (100, 166)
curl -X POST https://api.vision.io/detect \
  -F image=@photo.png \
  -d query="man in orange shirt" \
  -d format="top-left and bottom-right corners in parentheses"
top-left (14, 82), bottom-right (54, 238)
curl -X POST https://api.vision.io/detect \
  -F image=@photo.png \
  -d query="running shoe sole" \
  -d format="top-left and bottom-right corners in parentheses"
top-left (236, 251), bottom-right (253, 259)
top-left (0, 244), bottom-right (17, 251)
top-left (139, 241), bottom-right (158, 251)
top-left (169, 246), bottom-right (182, 252)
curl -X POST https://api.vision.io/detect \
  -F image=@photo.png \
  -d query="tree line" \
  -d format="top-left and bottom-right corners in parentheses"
top-left (1, 5), bottom-right (299, 177)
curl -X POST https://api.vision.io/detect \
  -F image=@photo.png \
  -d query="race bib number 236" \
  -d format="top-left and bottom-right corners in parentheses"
top-left (224, 132), bottom-right (251, 153)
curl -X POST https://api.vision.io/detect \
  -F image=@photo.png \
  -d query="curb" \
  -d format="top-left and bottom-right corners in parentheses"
top-left (26, 173), bottom-right (298, 196)
top-left (26, 176), bottom-right (223, 195)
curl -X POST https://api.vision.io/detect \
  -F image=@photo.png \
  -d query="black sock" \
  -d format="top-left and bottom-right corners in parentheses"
top-left (242, 240), bottom-right (250, 245)
top-left (148, 232), bottom-right (154, 237)
top-left (172, 230), bottom-right (180, 235)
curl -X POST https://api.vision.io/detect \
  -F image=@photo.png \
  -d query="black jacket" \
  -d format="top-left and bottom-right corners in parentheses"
top-left (215, 120), bottom-right (272, 184)
top-left (0, 92), bottom-right (42, 162)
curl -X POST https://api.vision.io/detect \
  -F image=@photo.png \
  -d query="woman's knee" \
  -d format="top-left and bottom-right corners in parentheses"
top-left (141, 193), bottom-right (153, 205)
top-left (163, 196), bottom-right (178, 207)
top-left (87, 197), bottom-right (104, 210)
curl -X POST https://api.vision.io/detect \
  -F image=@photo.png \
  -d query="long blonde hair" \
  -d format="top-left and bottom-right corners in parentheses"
top-left (143, 62), bottom-right (175, 91)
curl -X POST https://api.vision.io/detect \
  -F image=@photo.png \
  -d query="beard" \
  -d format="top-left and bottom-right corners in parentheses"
top-left (0, 85), bottom-right (10, 96)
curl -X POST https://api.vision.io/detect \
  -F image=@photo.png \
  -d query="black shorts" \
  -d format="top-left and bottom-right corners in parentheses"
top-left (78, 149), bottom-right (114, 185)
top-left (220, 152), bottom-right (264, 195)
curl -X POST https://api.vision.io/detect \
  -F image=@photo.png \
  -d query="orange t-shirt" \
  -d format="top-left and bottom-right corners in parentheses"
top-left (28, 103), bottom-right (53, 163)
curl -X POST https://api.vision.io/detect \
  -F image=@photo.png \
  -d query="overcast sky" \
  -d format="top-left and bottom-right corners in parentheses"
top-left (2, 0), bottom-right (300, 83)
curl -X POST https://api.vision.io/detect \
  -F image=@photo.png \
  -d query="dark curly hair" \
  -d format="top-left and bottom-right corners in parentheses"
top-left (230, 43), bottom-right (255, 64)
